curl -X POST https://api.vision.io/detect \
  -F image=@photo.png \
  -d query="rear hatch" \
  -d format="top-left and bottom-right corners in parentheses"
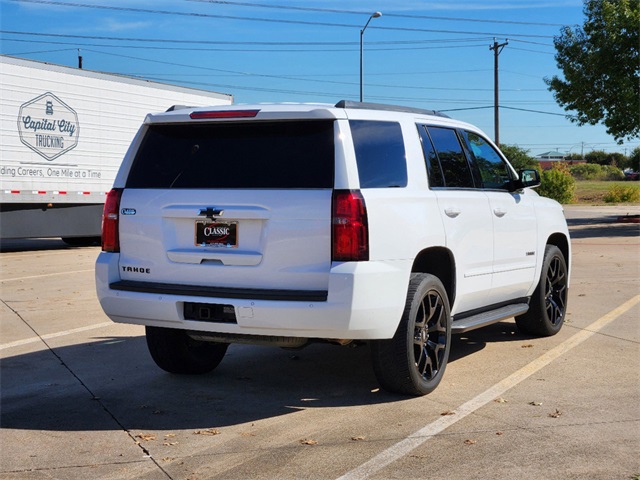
top-left (117, 112), bottom-right (336, 293)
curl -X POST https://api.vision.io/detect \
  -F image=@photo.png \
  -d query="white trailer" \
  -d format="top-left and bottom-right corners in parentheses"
top-left (0, 55), bottom-right (233, 244)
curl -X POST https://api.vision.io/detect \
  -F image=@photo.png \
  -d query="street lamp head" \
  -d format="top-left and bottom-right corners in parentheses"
top-left (372, 11), bottom-right (382, 18)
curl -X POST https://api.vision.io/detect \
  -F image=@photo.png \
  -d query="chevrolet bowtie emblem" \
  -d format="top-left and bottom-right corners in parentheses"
top-left (199, 207), bottom-right (224, 219)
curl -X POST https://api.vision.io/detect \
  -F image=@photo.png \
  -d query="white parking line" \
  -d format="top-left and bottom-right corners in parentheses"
top-left (337, 294), bottom-right (640, 480)
top-left (0, 269), bottom-right (94, 282)
top-left (0, 322), bottom-right (114, 351)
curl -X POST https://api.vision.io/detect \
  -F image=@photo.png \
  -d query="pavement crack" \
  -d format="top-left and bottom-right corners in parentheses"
top-left (565, 322), bottom-right (640, 344)
top-left (1, 299), bottom-right (175, 480)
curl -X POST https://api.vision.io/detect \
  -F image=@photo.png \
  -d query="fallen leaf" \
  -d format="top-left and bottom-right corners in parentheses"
top-left (161, 457), bottom-right (174, 462)
top-left (136, 434), bottom-right (156, 442)
top-left (522, 344), bottom-right (534, 348)
top-left (464, 439), bottom-right (477, 445)
top-left (494, 397), bottom-right (508, 404)
top-left (496, 432), bottom-right (504, 436)
top-left (194, 429), bottom-right (220, 436)
top-left (528, 401), bottom-right (543, 406)
top-left (300, 439), bottom-right (318, 445)
top-left (351, 436), bottom-right (366, 441)
top-left (440, 410), bottom-right (456, 416)
top-left (548, 409), bottom-right (562, 418)
top-left (165, 434), bottom-right (176, 438)
top-left (162, 442), bottom-right (178, 446)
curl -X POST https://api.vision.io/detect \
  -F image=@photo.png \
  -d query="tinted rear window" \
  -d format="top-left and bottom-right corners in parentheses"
top-left (350, 120), bottom-right (407, 188)
top-left (126, 121), bottom-right (335, 189)
top-left (426, 126), bottom-right (475, 189)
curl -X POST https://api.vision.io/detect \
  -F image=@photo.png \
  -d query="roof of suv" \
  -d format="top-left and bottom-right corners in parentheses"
top-left (146, 100), bottom-right (474, 131)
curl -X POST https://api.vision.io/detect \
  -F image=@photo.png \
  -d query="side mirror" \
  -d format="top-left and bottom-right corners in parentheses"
top-left (519, 169), bottom-right (541, 188)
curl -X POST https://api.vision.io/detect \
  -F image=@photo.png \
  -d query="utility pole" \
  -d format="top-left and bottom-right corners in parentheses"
top-left (78, 49), bottom-right (83, 69)
top-left (489, 38), bottom-right (508, 146)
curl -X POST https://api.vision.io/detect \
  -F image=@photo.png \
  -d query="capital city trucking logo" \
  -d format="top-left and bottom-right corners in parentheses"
top-left (18, 92), bottom-right (79, 161)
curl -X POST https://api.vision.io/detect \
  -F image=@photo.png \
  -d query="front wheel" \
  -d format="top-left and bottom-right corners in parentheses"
top-left (370, 274), bottom-right (452, 396)
top-left (516, 245), bottom-right (568, 337)
top-left (145, 326), bottom-right (228, 374)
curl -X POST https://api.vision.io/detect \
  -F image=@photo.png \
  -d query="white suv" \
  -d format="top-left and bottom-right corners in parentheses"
top-left (96, 101), bottom-right (570, 395)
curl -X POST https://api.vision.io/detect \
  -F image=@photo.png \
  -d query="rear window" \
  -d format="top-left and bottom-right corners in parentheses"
top-left (350, 120), bottom-right (407, 188)
top-left (126, 121), bottom-right (335, 189)
top-left (426, 126), bottom-right (475, 189)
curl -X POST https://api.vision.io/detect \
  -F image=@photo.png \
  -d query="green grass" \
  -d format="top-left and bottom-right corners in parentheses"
top-left (572, 180), bottom-right (640, 205)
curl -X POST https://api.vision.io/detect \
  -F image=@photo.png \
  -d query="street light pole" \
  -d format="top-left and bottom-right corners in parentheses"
top-left (360, 11), bottom-right (382, 103)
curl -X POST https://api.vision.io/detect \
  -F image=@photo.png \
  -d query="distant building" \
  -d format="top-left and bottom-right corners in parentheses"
top-left (537, 151), bottom-right (566, 160)
top-left (536, 151), bottom-right (586, 170)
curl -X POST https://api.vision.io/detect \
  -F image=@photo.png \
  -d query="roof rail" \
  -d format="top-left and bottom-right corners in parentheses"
top-left (335, 100), bottom-right (450, 118)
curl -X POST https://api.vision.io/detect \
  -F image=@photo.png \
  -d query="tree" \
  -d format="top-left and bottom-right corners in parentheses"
top-left (585, 149), bottom-right (610, 165)
top-left (499, 144), bottom-right (540, 171)
top-left (585, 149), bottom-right (626, 166)
top-left (545, 0), bottom-right (640, 143)
top-left (630, 146), bottom-right (640, 171)
top-left (607, 152), bottom-right (626, 168)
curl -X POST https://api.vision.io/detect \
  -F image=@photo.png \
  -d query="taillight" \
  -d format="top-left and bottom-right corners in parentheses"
top-left (101, 188), bottom-right (123, 252)
top-left (189, 110), bottom-right (260, 119)
top-left (332, 190), bottom-right (369, 262)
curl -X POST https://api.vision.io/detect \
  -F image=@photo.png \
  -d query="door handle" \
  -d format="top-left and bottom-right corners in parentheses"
top-left (493, 208), bottom-right (507, 218)
top-left (444, 208), bottom-right (461, 218)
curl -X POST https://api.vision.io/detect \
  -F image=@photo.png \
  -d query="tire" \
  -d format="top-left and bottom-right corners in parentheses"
top-left (370, 273), bottom-right (452, 396)
top-left (145, 326), bottom-right (228, 374)
top-left (516, 245), bottom-right (568, 337)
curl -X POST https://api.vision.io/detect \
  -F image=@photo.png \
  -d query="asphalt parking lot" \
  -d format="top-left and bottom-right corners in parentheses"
top-left (1, 205), bottom-right (638, 480)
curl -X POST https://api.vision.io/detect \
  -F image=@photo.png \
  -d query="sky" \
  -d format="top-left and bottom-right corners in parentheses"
top-left (1, 0), bottom-right (637, 157)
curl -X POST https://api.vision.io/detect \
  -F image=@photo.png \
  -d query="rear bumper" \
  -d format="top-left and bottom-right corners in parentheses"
top-left (95, 252), bottom-right (409, 340)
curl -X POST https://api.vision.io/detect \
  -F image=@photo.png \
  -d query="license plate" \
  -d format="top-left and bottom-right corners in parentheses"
top-left (195, 221), bottom-right (238, 247)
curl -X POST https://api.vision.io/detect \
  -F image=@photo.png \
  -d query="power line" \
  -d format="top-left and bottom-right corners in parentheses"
top-left (1, 37), bottom-right (494, 53)
top-left (187, 0), bottom-right (569, 27)
top-left (36, 47), bottom-right (544, 93)
top-left (501, 106), bottom-right (576, 118)
top-left (510, 47), bottom-right (555, 55)
top-left (10, 0), bottom-right (557, 39)
top-left (0, 30), bottom-right (491, 46)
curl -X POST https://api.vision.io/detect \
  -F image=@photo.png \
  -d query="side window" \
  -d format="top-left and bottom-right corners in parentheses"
top-left (426, 126), bottom-right (475, 189)
top-left (417, 125), bottom-right (444, 188)
top-left (460, 131), bottom-right (514, 190)
top-left (350, 120), bottom-right (407, 188)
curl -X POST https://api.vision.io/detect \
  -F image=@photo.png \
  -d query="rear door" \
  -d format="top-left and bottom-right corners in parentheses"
top-left (117, 118), bottom-right (336, 292)
top-left (419, 125), bottom-right (494, 314)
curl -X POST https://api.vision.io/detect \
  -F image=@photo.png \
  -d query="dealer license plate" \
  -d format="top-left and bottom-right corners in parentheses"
top-left (195, 221), bottom-right (238, 247)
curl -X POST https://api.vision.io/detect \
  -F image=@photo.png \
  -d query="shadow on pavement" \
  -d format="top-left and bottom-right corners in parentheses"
top-left (1, 321), bottom-right (529, 433)
top-left (567, 215), bottom-right (639, 239)
top-left (0, 238), bottom-right (93, 252)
